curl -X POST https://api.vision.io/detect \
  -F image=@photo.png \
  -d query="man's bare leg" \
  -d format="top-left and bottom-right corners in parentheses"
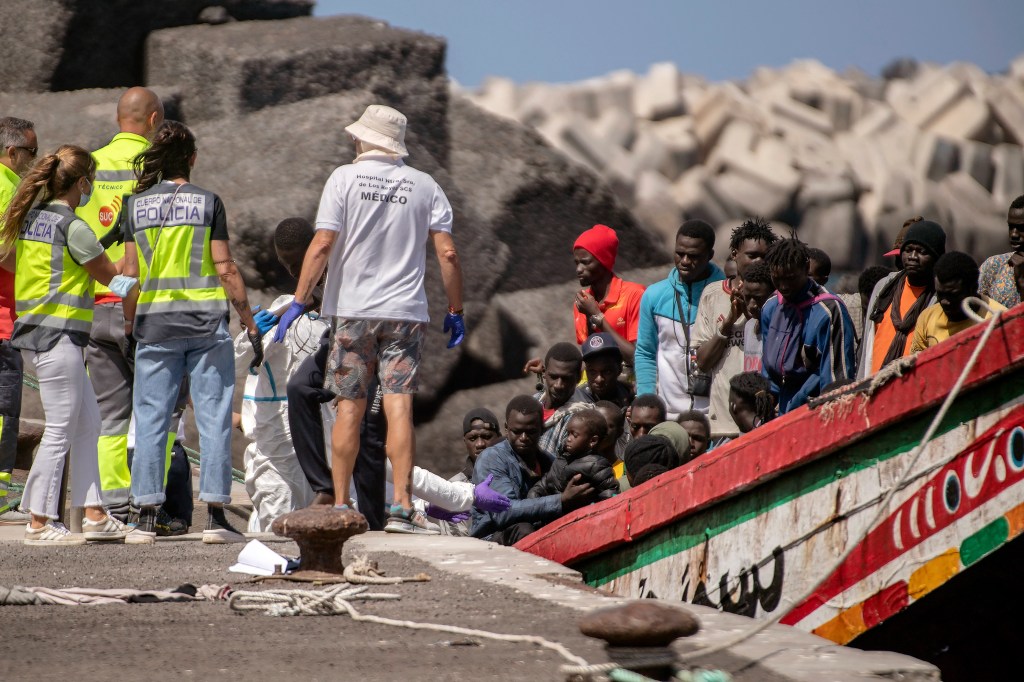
top-left (330, 397), bottom-right (366, 507)
top-left (381, 393), bottom-right (414, 510)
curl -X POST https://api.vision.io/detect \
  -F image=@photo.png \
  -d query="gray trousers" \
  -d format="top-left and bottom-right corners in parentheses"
top-left (86, 301), bottom-right (133, 514)
top-left (0, 340), bottom-right (23, 473)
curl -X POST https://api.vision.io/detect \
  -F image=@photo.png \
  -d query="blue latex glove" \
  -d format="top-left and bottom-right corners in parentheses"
top-left (253, 309), bottom-right (279, 335)
top-left (107, 274), bottom-right (138, 298)
top-left (473, 474), bottom-right (511, 513)
top-left (443, 311), bottom-right (465, 349)
top-left (272, 300), bottom-right (306, 343)
top-left (425, 504), bottom-right (470, 523)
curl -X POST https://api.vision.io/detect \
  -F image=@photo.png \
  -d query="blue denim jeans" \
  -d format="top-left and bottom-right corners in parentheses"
top-left (130, 320), bottom-right (234, 506)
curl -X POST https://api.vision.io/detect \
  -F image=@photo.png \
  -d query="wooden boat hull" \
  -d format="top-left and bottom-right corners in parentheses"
top-left (517, 306), bottom-right (1024, 645)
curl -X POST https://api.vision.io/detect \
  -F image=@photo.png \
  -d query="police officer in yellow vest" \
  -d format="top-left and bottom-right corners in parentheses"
top-left (0, 144), bottom-right (140, 545)
top-left (121, 121), bottom-right (262, 545)
top-left (0, 116), bottom-right (37, 524)
top-left (76, 87), bottom-right (164, 521)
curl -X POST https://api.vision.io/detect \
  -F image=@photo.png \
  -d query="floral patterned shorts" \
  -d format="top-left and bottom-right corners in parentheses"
top-left (325, 318), bottom-right (426, 400)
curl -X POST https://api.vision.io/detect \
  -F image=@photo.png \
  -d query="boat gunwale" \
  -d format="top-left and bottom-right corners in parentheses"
top-left (515, 305), bottom-right (1024, 566)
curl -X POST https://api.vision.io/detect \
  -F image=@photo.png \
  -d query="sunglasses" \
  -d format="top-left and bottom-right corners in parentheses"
top-left (14, 146), bottom-right (37, 157)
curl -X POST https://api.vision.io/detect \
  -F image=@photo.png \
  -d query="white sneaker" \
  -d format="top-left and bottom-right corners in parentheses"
top-left (24, 521), bottom-right (86, 546)
top-left (384, 507), bottom-right (441, 535)
top-left (83, 514), bottom-right (128, 541)
top-left (0, 506), bottom-right (31, 525)
top-left (202, 507), bottom-right (246, 544)
top-left (124, 507), bottom-right (157, 545)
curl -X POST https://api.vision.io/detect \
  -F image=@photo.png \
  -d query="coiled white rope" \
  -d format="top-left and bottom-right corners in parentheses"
top-left (228, 583), bottom-right (591, 668)
top-left (228, 584), bottom-right (400, 617)
top-left (342, 555), bottom-right (430, 584)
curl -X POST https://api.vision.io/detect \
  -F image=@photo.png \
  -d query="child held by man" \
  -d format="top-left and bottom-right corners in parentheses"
top-left (528, 409), bottom-right (619, 502)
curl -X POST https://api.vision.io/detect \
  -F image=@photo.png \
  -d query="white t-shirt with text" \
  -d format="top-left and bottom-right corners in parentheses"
top-left (315, 154), bottom-right (453, 323)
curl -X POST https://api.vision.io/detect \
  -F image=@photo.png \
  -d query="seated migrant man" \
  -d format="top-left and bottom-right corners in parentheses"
top-left (910, 252), bottom-right (1006, 352)
top-left (627, 393), bottom-right (667, 440)
top-left (761, 237), bottom-right (857, 414)
top-left (675, 409), bottom-right (710, 458)
top-left (471, 395), bottom-right (594, 546)
top-left (580, 332), bottom-right (633, 408)
top-left (437, 408), bottom-right (503, 537)
top-left (534, 342), bottom-right (592, 455)
top-left (452, 408), bottom-right (503, 484)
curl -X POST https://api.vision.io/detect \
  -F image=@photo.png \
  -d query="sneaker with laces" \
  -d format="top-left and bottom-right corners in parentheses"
top-left (384, 506), bottom-right (441, 535)
top-left (24, 521), bottom-right (86, 546)
top-left (155, 509), bottom-right (190, 536)
top-left (203, 506), bottom-right (246, 544)
top-left (0, 505), bottom-right (31, 525)
top-left (83, 514), bottom-right (128, 541)
top-left (125, 506), bottom-right (157, 545)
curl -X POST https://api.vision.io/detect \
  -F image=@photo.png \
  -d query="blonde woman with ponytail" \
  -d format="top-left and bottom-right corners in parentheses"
top-left (2, 144), bottom-right (139, 545)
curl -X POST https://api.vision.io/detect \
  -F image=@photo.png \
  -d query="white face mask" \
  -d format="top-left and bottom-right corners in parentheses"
top-left (79, 179), bottom-right (92, 207)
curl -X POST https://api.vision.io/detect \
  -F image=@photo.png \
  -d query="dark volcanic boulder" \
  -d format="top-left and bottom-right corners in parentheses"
top-left (0, 0), bottom-right (313, 92)
top-left (146, 16), bottom-right (449, 163)
top-left (414, 376), bottom-right (539, 477)
top-left (0, 88), bottom-right (183, 154)
top-left (448, 97), bottom-right (668, 292)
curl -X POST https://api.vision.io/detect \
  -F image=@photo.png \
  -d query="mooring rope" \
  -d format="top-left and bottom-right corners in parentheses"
top-left (228, 583), bottom-right (592, 668)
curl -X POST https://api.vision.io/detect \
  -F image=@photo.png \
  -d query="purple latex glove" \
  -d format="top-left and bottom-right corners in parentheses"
top-left (473, 474), bottom-right (511, 513)
top-left (425, 504), bottom-right (470, 523)
top-left (272, 300), bottom-right (306, 343)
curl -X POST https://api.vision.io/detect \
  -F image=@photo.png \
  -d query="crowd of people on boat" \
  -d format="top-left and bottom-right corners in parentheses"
top-left (0, 92), bottom-right (1021, 549)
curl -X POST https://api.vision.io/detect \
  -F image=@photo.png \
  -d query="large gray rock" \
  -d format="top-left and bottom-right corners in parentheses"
top-left (146, 16), bottom-right (449, 162)
top-left (0, 88), bottom-right (183, 154)
top-left (414, 377), bottom-right (538, 477)
top-left (0, 0), bottom-right (313, 92)
top-left (448, 97), bottom-right (667, 292)
top-left (465, 266), bottom-right (667, 381)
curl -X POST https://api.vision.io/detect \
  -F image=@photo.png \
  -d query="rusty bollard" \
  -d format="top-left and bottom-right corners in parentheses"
top-left (578, 601), bottom-right (701, 681)
top-left (271, 505), bottom-right (368, 575)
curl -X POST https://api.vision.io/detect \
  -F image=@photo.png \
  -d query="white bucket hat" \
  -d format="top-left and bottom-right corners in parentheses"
top-left (345, 104), bottom-right (409, 157)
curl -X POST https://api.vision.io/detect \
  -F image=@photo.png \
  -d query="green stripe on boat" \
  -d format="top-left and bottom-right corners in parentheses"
top-left (580, 372), bottom-right (1024, 587)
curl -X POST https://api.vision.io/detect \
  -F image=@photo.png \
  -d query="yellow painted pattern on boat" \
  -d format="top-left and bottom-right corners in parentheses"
top-left (812, 603), bottom-right (865, 645)
top-left (908, 548), bottom-right (960, 600)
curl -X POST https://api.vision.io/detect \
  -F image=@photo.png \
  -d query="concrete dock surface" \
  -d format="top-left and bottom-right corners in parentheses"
top-left (0, 527), bottom-right (938, 681)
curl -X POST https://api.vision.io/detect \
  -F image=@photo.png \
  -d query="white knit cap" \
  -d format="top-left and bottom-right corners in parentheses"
top-left (345, 104), bottom-right (409, 157)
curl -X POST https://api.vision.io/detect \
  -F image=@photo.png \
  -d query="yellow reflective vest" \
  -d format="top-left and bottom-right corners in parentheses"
top-left (77, 132), bottom-right (148, 298)
top-left (12, 202), bottom-right (95, 351)
top-left (124, 182), bottom-right (228, 343)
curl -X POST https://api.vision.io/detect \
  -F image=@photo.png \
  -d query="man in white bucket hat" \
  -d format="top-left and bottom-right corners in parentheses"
top-left (274, 104), bottom-right (465, 534)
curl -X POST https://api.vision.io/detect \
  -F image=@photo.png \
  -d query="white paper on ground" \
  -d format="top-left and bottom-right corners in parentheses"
top-left (228, 539), bottom-right (289, 576)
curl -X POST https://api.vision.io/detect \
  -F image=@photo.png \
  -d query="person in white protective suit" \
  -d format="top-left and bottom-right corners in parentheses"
top-left (242, 218), bottom-right (511, 532)
top-left (234, 292), bottom-right (323, 531)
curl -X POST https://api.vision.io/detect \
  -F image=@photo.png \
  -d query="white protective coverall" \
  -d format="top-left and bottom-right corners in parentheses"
top-left (234, 295), bottom-right (324, 531)
top-left (375, 460), bottom-right (475, 513)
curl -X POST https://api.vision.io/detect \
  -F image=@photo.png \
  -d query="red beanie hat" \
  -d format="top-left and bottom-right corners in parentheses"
top-left (573, 224), bottom-right (618, 272)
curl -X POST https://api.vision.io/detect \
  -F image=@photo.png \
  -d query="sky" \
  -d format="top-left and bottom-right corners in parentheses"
top-left (315, 0), bottom-right (1023, 88)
